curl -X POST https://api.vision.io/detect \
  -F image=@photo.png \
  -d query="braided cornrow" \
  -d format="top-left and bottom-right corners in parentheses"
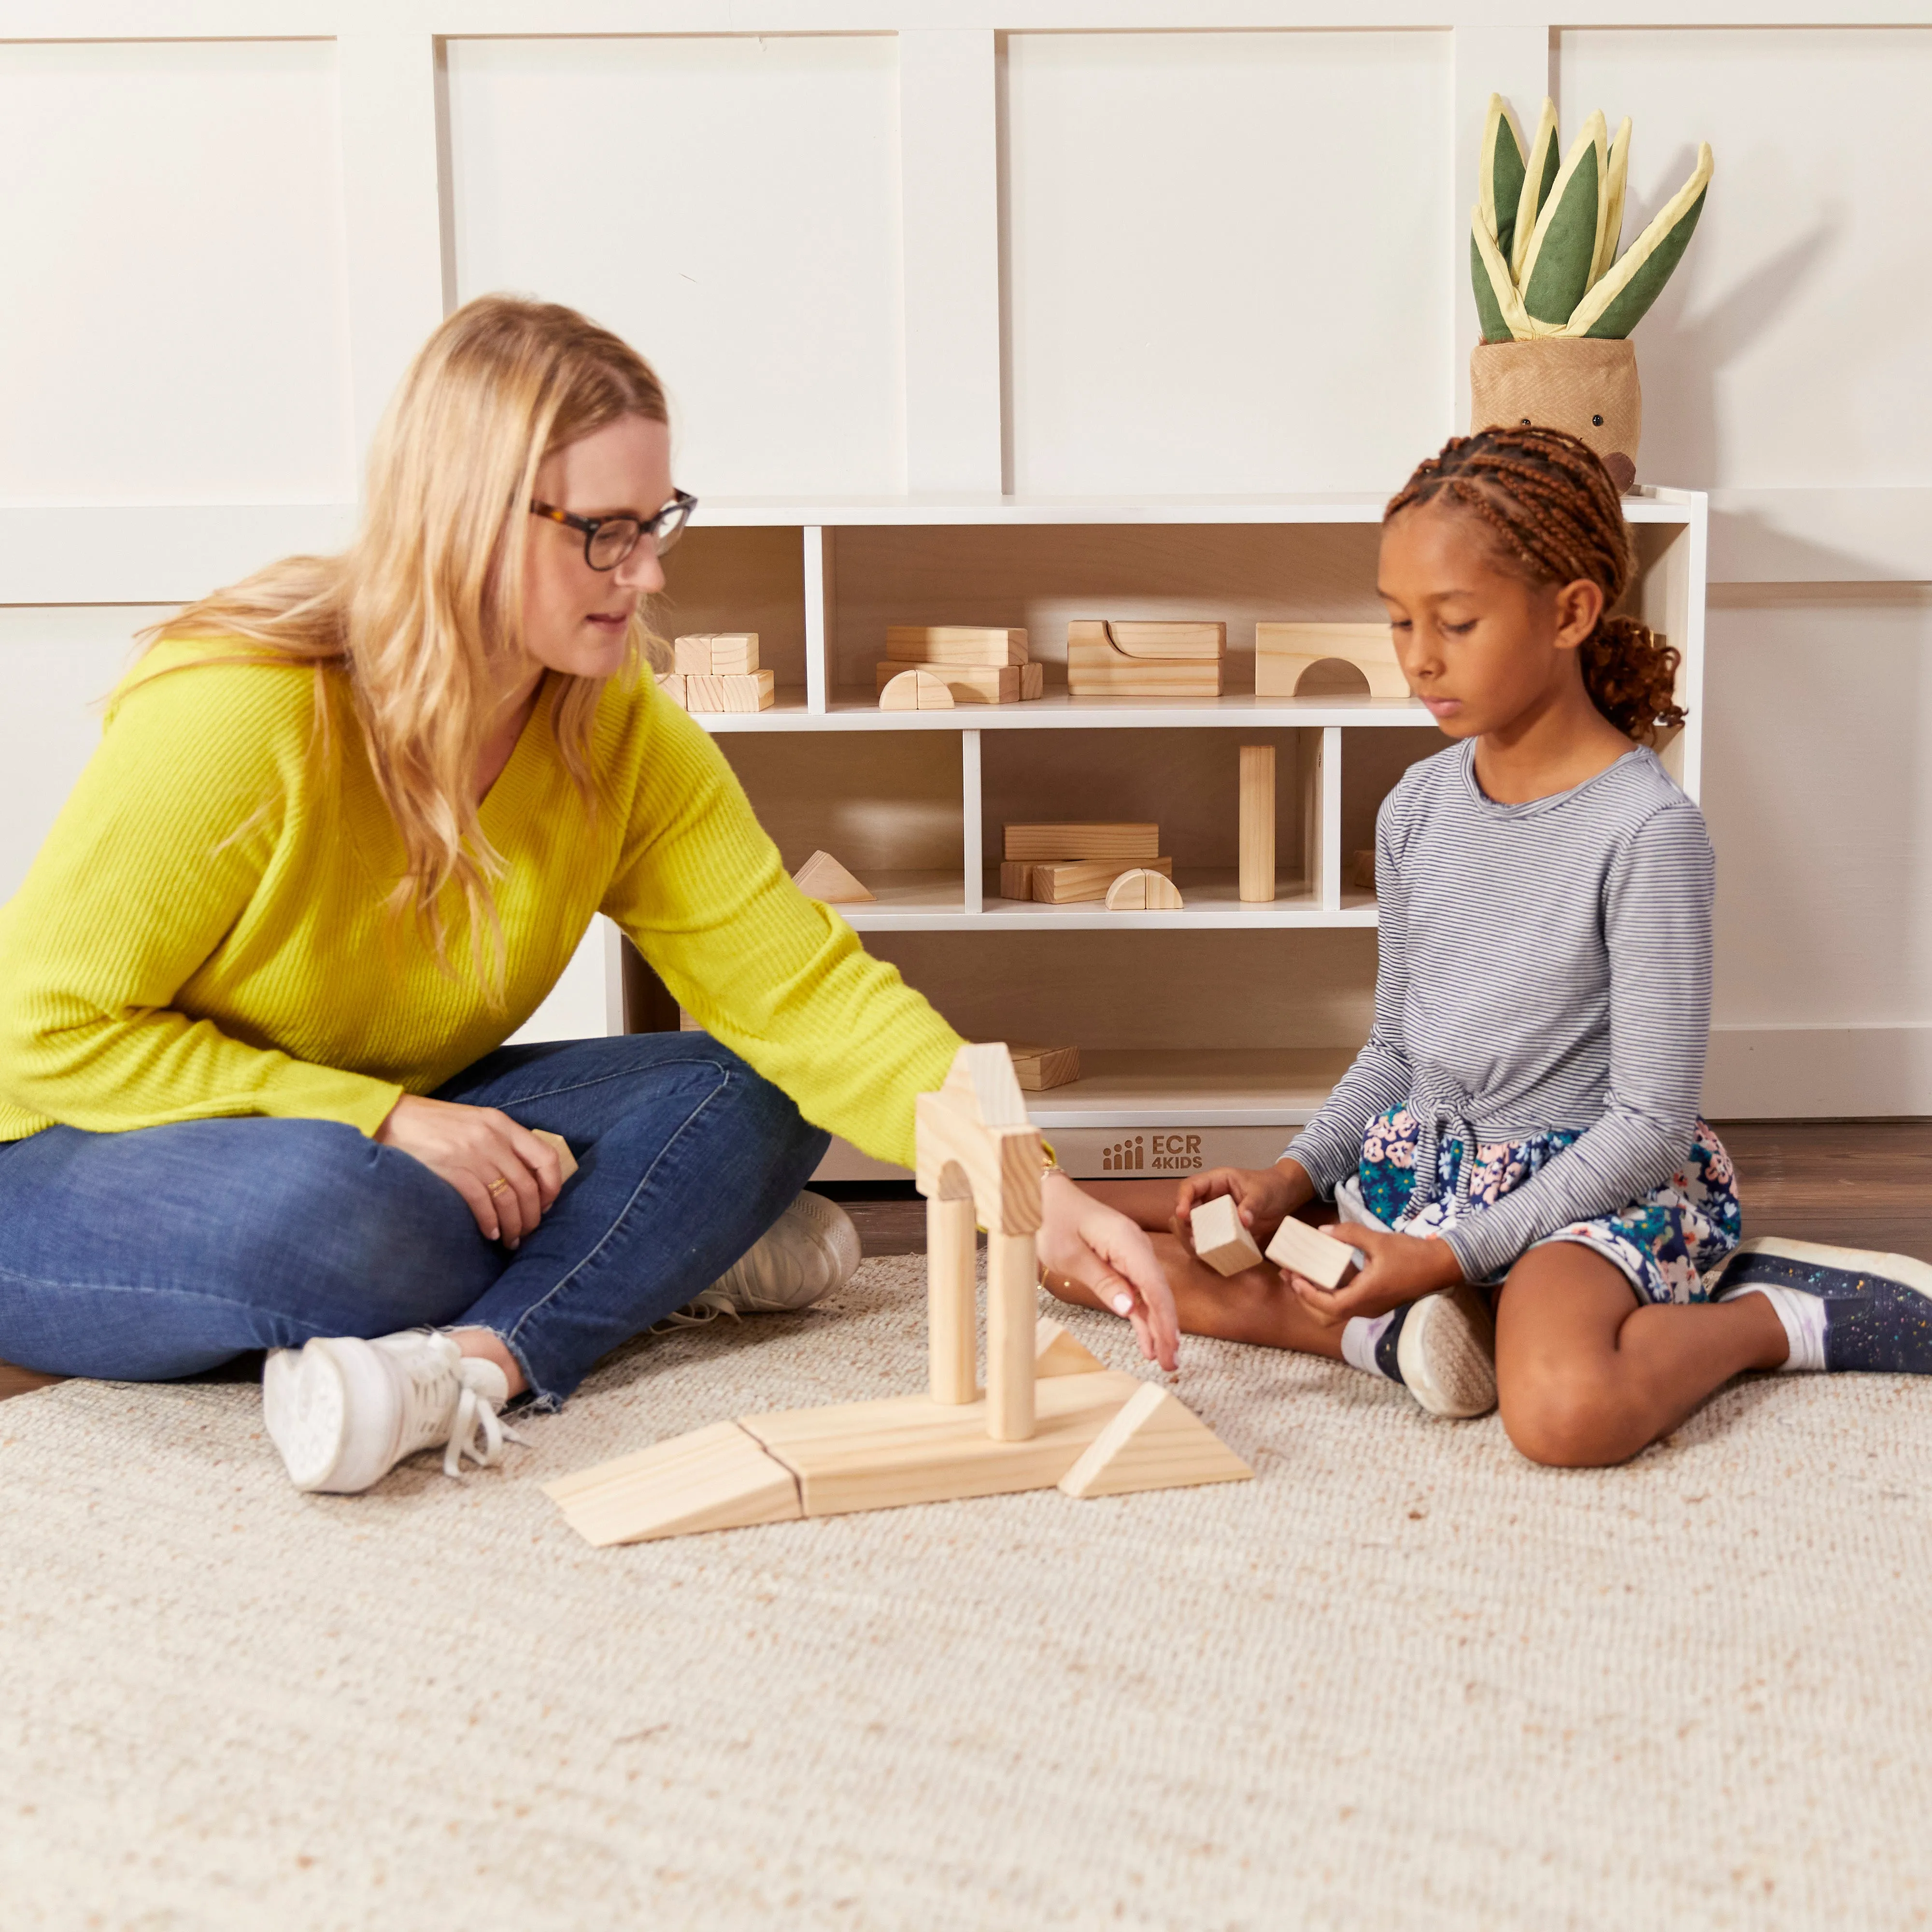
top-left (1385, 426), bottom-right (1685, 745)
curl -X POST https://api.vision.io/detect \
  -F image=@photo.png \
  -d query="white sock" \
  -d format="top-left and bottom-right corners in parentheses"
top-left (1341, 1310), bottom-right (1398, 1378)
top-left (1721, 1283), bottom-right (1827, 1373)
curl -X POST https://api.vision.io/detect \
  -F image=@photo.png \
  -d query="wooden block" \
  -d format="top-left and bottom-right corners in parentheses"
top-left (1004, 823), bottom-right (1159, 864)
top-left (885, 625), bottom-right (1029, 667)
top-left (1239, 744), bottom-right (1275, 904)
top-left (987, 1229), bottom-right (1037, 1442)
top-left (1264, 1215), bottom-right (1358, 1290)
top-left (1019, 662), bottom-right (1044, 701)
top-left (914, 1047), bottom-right (1042, 1240)
top-left (1100, 621), bottom-right (1225, 662)
top-left (998, 860), bottom-right (1037, 902)
top-left (879, 667), bottom-right (954, 711)
top-left (1034, 1317), bottom-right (1106, 1378)
top-left (792, 849), bottom-right (875, 904)
top-left (531, 1129), bottom-right (578, 1182)
top-left (1008, 1041), bottom-right (1081, 1092)
top-left (1031, 856), bottom-right (1172, 905)
top-left (928, 1194), bottom-right (977, 1405)
top-left (1352, 848), bottom-right (1376, 891)
top-left (654, 671), bottom-right (688, 708)
top-left (740, 1369), bottom-right (1145, 1518)
top-left (874, 662), bottom-right (1027, 705)
top-left (544, 1419), bottom-right (803, 1547)
top-left (1057, 1383), bottom-right (1254, 1500)
top-left (708, 633), bottom-right (761, 674)
top-left (685, 668), bottom-right (775, 713)
top-left (1066, 620), bottom-right (1225, 698)
top-left (1254, 622), bottom-right (1407, 700)
top-left (1105, 867), bottom-right (1183, 911)
top-left (1190, 1195), bottom-right (1264, 1276)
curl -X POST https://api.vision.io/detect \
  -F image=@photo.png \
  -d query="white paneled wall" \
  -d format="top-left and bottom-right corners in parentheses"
top-left (0, 3), bottom-right (1927, 1114)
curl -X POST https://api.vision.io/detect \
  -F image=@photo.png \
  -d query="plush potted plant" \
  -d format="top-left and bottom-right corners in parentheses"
top-left (1469, 95), bottom-right (1712, 490)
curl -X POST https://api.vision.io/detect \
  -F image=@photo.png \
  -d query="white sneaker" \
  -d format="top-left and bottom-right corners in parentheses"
top-left (1394, 1286), bottom-right (1498, 1419)
top-left (653, 1192), bottom-right (862, 1331)
top-left (262, 1330), bottom-right (524, 1494)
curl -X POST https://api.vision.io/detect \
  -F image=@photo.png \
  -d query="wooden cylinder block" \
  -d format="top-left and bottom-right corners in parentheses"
top-left (927, 1194), bottom-right (978, 1405)
top-left (985, 1231), bottom-right (1038, 1442)
top-left (1239, 744), bottom-right (1275, 903)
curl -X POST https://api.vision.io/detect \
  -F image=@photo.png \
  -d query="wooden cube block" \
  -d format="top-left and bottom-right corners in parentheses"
top-left (1030, 856), bottom-right (1172, 905)
top-left (885, 625), bottom-right (1029, 667)
top-left (685, 668), bottom-right (776, 713)
top-left (1263, 1216), bottom-right (1357, 1290)
top-left (673, 633), bottom-right (761, 676)
top-left (1004, 823), bottom-right (1159, 864)
top-left (1190, 1195), bottom-right (1264, 1276)
top-left (654, 671), bottom-right (688, 708)
top-left (998, 861), bottom-right (1037, 901)
top-left (1008, 1042), bottom-right (1081, 1092)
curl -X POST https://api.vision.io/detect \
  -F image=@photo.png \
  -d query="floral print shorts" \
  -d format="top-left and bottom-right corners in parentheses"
top-left (1355, 1107), bottom-right (1742, 1305)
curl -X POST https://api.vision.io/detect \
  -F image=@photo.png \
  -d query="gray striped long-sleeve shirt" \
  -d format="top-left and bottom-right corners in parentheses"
top-left (1285, 739), bottom-right (1715, 1284)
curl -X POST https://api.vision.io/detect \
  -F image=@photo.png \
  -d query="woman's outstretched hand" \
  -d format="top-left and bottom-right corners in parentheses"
top-left (1283, 1224), bottom-right (1465, 1327)
top-left (376, 1093), bottom-right (565, 1249)
top-left (1037, 1171), bottom-right (1180, 1372)
top-left (1171, 1158), bottom-right (1315, 1252)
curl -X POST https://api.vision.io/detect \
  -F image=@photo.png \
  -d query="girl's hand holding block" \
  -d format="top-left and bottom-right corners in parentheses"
top-left (1189, 1195), bottom-right (1264, 1276)
top-left (1278, 1224), bottom-right (1466, 1328)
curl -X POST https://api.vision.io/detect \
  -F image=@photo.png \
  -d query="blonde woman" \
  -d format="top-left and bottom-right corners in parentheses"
top-left (0, 297), bottom-right (1176, 1494)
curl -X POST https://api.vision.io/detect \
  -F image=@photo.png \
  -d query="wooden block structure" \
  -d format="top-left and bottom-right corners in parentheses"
top-left (878, 667), bottom-right (955, 711)
top-left (1035, 856), bottom-right (1173, 905)
top-left (879, 626), bottom-right (1043, 706)
top-left (1189, 1194), bottom-right (1264, 1276)
top-left (657, 667), bottom-right (775, 713)
top-left (543, 1044), bottom-right (1251, 1546)
top-left (1254, 623), bottom-right (1407, 700)
top-left (1104, 868), bottom-right (1185, 911)
top-left (1007, 1041), bottom-right (1081, 1092)
top-left (674, 632), bottom-right (760, 676)
top-left (1238, 744), bottom-right (1275, 904)
top-left (1067, 621), bottom-right (1225, 698)
top-left (792, 849), bottom-right (875, 904)
top-left (1263, 1215), bottom-right (1359, 1290)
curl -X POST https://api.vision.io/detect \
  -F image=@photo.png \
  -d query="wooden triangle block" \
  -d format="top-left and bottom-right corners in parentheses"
top-left (543, 1420), bottom-right (802, 1546)
top-left (531, 1129), bottom-right (578, 1181)
top-left (792, 850), bottom-right (875, 903)
top-left (1058, 1383), bottom-right (1253, 1499)
top-left (1034, 1316), bottom-right (1107, 1378)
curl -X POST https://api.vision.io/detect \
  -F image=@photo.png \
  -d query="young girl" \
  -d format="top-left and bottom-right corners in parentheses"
top-left (1050, 425), bottom-right (1932, 1468)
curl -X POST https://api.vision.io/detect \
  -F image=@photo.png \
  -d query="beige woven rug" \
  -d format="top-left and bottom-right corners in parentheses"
top-left (2, 1256), bottom-right (1929, 1930)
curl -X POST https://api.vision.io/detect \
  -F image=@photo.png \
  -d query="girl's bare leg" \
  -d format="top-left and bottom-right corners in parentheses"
top-left (1495, 1242), bottom-right (1790, 1467)
top-left (1044, 1229), bottom-right (1346, 1362)
top-left (1078, 1177), bottom-right (1187, 1231)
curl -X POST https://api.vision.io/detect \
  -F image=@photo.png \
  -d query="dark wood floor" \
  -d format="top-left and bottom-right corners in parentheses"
top-left (1, 1122), bottom-right (1926, 1405)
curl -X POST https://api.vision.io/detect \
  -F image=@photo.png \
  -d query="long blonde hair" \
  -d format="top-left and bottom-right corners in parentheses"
top-left (144, 294), bottom-right (669, 994)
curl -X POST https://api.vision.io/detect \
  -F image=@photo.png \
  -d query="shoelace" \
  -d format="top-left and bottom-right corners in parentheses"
top-left (442, 1363), bottom-right (527, 1479)
top-left (646, 1285), bottom-right (744, 1335)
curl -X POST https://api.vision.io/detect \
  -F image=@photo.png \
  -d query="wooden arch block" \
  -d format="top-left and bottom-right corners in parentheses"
top-left (879, 667), bottom-right (954, 710)
top-left (1105, 868), bottom-right (1184, 911)
top-left (1255, 622), bottom-right (1408, 700)
top-left (1058, 1383), bottom-right (1253, 1499)
top-left (792, 849), bottom-right (875, 903)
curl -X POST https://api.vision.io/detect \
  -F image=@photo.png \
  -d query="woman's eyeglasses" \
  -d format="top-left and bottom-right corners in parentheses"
top-left (529, 489), bottom-right (698, 571)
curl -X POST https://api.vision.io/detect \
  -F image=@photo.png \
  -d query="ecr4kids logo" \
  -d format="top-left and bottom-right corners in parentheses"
top-left (1100, 1134), bottom-right (1204, 1173)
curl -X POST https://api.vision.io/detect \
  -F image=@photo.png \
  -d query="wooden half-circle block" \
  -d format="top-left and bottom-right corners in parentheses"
top-left (879, 668), bottom-right (954, 711)
top-left (1105, 868), bottom-right (1183, 911)
top-left (1035, 1317), bottom-right (1107, 1379)
top-left (542, 1420), bottom-right (803, 1546)
top-left (1058, 1383), bottom-right (1253, 1499)
top-left (792, 849), bottom-right (875, 903)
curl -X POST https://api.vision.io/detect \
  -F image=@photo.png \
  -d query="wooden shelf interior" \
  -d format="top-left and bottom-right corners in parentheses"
top-left (657, 525), bottom-right (808, 694)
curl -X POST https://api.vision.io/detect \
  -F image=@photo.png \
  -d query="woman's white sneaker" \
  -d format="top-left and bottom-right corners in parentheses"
top-left (262, 1330), bottom-right (522, 1493)
top-left (654, 1191), bottom-right (863, 1330)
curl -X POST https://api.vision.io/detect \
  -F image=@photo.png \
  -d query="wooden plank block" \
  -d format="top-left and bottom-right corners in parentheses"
top-left (1263, 1215), bottom-right (1358, 1290)
top-left (1100, 621), bottom-right (1225, 662)
top-left (875, 662), bottom-right (1025, 704)
top-left (1057, 1383), bottom-right (1253, 1500)
top-left (1066, 621), bottom-right (1224, 697)
top-left (885, 625), bottom-right (1029, 667)
top-left (792, 849), bottom-right (875, 903)
top-left (544, 1419), bottom-right (803, 1547)
top-left (879, 667), bottom-right (954, 710)
top-left (1008, 1041), bottom-right (1081, 1092)
top-left (1034, 1317), bottom-right (1106, 1378)
top-left (1190, 1194), bottom-right (1264, 1276)
top-left (1254, 621), bottom-right (1407, 699)
top-left (1239, 744), bottom-right (1275, 904)
top-left (740, 1369), bottom-right (1145, 1518)
top-left (1104, 867), bottom-right (1183, 911)
top-left (998, 860), bottom-right (1037, 902)
top-left (672, 635), bottom-right (713, 675)
top-left (686, 668), bottom-right (775, 713)
top-left (987, 1230), bottom-right (1037, 1442)
top-left (1004, 823), bottom-right (1160, 864)
top-left (1031, 856), bottom-right (1172, 905)
top-left (531, 1129), bottom-right (578, 1182)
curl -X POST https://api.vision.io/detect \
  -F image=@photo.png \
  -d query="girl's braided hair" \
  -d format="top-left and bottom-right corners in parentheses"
top-left (1384, 425), bottom-right (1685, 745)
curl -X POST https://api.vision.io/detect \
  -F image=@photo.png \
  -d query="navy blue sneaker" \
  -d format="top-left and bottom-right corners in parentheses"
top-left (1709, 1237), bottom-right (1932, 1375)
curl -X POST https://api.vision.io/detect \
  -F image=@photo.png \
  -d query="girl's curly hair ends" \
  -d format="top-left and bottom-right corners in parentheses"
top-left (1384, 425), bottom-right (1685, 746)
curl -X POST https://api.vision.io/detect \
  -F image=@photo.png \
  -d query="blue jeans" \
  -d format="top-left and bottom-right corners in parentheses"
top-left (0, 1034), bottom-right (829, 1407)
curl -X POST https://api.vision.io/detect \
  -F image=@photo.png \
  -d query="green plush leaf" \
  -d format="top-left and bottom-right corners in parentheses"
top-left (1470, 231), bottom-right (1512, 341)
top-left (1510, 99), bottom-right (1561, 283)
top-left (1480, 94), bottom-right (1527, 262)
top-left (1471, 211), bottom-right (1532, 342)
top-left (1566, 142), bottom-right (1714, 339)
top-left (1520, 113), bottom-right (1606, 326)
top-left (1591, 117), bottom-right (1632, 289)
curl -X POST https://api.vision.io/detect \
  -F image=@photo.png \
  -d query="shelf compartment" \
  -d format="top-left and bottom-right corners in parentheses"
top-left (656, 526), bottom-right (807, 696)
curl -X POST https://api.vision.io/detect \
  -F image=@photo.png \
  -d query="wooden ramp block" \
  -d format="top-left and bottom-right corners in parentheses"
top-left (886, 625), bottom-right (1029, 667)
top-left (1105, 868), bottom-right (1184, 911)
top-left (792, 849), bottom-right (875, 903)
top-left (1004, 823), bottom-right (1159, 864)
top-left (1190, 1194), bottom-right (1263, 1276)
top-left (1008, 1042), bottom-right (1081, 1092)
top-left (1059, 1383), bottom-right (1253, 1499)
top-left (531, 1129), bottom-right (578, 1181)
top-left (544, 1420), bottom-right (803, 1547)
top-left (879, 668), bottom-right (954, 711)
top-left (1033, 856), bottom-right (1171, 905)
top-left (1034, 1316), bottom-right (1107, 1378)
top-left (1264, 1215), bottom-right (1358, 1289)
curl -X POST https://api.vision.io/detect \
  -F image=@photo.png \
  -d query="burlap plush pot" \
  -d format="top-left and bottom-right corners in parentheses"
top-left (1469, 337), bottom-right (1641, 492)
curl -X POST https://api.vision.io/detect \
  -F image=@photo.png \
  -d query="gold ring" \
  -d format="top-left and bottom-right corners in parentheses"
top-left (487, 1177), bottom-right (511, 1196)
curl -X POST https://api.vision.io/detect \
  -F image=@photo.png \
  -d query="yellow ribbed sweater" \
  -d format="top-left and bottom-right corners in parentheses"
top-left (0, 641), bottom-right (963, 1165)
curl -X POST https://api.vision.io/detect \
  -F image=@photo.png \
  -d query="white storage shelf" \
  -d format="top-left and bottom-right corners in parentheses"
top-left (655, 490), bottom-right (1707, 1175)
